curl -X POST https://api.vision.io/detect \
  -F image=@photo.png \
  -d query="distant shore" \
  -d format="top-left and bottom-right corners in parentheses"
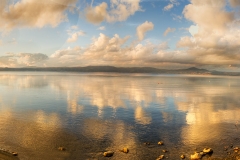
top-left (0, 66), bottom-right (240, 76)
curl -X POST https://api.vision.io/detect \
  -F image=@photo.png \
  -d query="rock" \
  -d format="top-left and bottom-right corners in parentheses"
top-left (158, 141), bottom-right (164, 145)
top-left (58, 147), bottom-right (66, 151)
top-left (144, 142), bottom-right (150, 145)
top-left (234, 147), bottom-right (239, 152)
top-left (103, 151), bottom-right (114, 157)
top-left (120, 147), bottom-right (129, 153)
top-left (162, 150), bottom-right (168, 153)
top-left (157, 155), bottom-right (164, 160)
top-left (12, 152), bottom-right (18, 156)
top-left (180, 155), bottom-right (185, 159)
top-left (203, 148), bottom-right (213, 154)
top-left (191, 152), bottom-right (203, 160)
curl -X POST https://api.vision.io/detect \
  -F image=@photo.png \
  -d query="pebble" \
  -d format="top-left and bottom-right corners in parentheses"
top-left (191, 152), bottom-right (203, 160)
top-left (58, 147), bottom-right (66, 151)
top-left (120, 147), bottom-right (129, 153)
top-left (162, 150), bottom-right (168, 153)
top-left (203, 148), bottom-right (213, 154)
top-left (180, 154), bottom-right (185, 159)
top-left (103, 151), bottom-right (114, 157)
top-left (234, 147), bottom-right (239, 152)
top-left (144, 142), bottom-right (150, 145)
top-left (156, 155), bottom-right (164, 160)
top-left (12, 152), bottom-right (18, 156)
top-left (158, 141), bottom-right (164, 145)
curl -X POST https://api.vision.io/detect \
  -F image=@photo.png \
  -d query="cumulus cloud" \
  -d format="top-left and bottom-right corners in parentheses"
top-left (163, 27), bottom-right (176, 36)
top-left (85, 0), bottom-right (141, 24)
top-left (0, 33), bottom-right (209, 69)
top-left (67, 31), bottom-right (85, 43)
top-left (0, 0), bottom-right (77, 30)
top-left (177, 0), bottom-right (240, 66)
top-left (189, 25), bottom-right (199, 36)
top-left (85, 2), bottom-right (108, 24)
top-left (136, 21), bottom-right (154, 41)
top-left (44, 33), bottom-right (193, 68)
top-left (0, 53), bottom-right (48, 67)
top-left (50, 46), bottom-right (81, 58)
top-left (183, 0), bottom-right (234, 31)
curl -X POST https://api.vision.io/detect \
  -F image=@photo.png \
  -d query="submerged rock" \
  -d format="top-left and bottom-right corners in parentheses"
top-left (103, 151), bottom-right (114, 157)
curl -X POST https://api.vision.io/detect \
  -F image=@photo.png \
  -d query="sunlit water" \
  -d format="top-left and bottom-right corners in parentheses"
top-left (0, 72), bottom-right (240, 160)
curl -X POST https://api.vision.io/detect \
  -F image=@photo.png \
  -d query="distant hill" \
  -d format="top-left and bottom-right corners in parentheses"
top-left (0, 66), bottom-right (240, 76)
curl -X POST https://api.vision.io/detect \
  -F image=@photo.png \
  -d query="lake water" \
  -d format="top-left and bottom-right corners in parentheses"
top-left (0, 72), bottom-right (240, 160)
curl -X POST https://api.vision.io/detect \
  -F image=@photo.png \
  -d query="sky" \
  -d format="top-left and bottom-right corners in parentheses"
top-left (0, 0), bottom-right (240, 71)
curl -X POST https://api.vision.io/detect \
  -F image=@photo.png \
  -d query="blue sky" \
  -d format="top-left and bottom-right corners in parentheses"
top-left (0, 0), bottom-right (240, 71)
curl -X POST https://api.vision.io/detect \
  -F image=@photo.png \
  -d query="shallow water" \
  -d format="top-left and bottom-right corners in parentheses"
top-left (0, 72), bottom-right (240, 160)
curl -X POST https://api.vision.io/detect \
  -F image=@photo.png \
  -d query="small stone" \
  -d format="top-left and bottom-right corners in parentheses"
top-left (191, 152), bottom-right (203, 160)
top-left (162, 150), bottom-right (168, 153)
top-left (103, 151), bottom-right (114, 157)
top-left (58, 147), bottom-right (66, 151)
top-left (158, 141), bottom-right (164, 145)
top-left (234, 147), bottom-right (239, 152)
top-left (203, 148), bottom-right (213, 154)
top-left (158, 155), bottom-right (164, 159)
top-left (144, 142), bottom-right (150, 145)
top-left (121, 147), bottom-right (129, 153)
top-left (12, 152), bottom-right (18, 156)
top-left (180, 155), bottom-right (185, 159)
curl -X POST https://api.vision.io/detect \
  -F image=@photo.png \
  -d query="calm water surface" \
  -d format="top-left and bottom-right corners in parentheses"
top-left (0, 72), bottom-right (240, 160)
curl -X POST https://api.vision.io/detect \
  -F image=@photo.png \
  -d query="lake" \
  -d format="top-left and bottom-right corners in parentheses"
top-left (0, 72), bottom-right (240, 160)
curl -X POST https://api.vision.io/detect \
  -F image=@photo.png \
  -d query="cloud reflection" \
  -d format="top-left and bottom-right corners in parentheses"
top-left (0, 73), bottom-right (240, 155)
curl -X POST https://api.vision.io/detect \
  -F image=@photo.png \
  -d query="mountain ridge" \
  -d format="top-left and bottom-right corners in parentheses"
top-left (0, 66), bottom-right (239, 76)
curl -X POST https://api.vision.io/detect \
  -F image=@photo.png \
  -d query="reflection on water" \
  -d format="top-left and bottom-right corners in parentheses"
top-left (0, 72), bottom-right (240, 159)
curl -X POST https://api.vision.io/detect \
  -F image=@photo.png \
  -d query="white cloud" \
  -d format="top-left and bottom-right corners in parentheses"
top-left (0, 0), bottom-right (77, 31)
top-left (85, 2), bottom-right (108, 24)
top-left (50, 46), bottom-right (81, 58)
top-left (136, 21), bottom-right (154, 41)
top-left (189, 25), bottom-right (199, 36)
top-left (85, 0), bottom-right (141, 24)
top-left (67, 31), bottom-right (85, 43)
top-left (98, 26), bottom-right (105, 30)
top-left (163, 27), bottom-right (176, 36)
top-left (172, 14), bottom-right (183, 21)
top-left (0, 53), bottom-right (48, 67)
top-left (183, 0), bottom-right (234, 31)
top-left (176, 0), bottom-right (240, 66)
top-left (163, 0), bottom-right (179, 11)
top-left (163, 4), bottom-right (174, 11)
